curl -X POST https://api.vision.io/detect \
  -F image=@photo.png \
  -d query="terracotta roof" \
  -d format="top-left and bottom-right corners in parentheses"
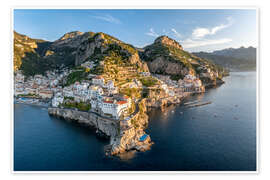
top-left (94, 75), bottom-right (104, 79)
top-left (123, 95), bottom-right (129, 99)
top-left (117, 100), bottom-right (127, 105)
top-left (39, 90), bottom-right (53, 94)
top-left (103, 100), bottom-right (114, 104)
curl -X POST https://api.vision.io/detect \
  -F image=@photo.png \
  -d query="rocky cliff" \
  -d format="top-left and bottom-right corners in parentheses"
top-left (140, 35), bottom-right (226, 86)
top-left (48, 107), bottom-right (118, 137)
top-left (48, 104), bottom-right (153, 156)
top-left (110, 99), bottom-right (152, 155)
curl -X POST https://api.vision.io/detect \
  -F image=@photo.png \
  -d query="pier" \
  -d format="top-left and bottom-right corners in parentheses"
top-left (185, 101), bottom-right (212, 108)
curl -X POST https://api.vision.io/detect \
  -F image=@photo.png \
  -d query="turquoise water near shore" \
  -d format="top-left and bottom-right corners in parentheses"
top-left (14, 71), bottom-right (256, 171)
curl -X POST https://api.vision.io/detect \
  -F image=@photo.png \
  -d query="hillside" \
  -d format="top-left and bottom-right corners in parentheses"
top-left (193, 47), bottom-right (256, 71)
top-left (140, 36), bottom-right (227, 86)
top-left (13, 31), bottom-right (50, 73)
top-left (14, 31), bottom-right (228, 87)
top-left (13, 31), bottom-right (149, 78)
top-left (14, 31), bottom-right (96, 76)
top-left (64, 31), bottom-right (149, 87)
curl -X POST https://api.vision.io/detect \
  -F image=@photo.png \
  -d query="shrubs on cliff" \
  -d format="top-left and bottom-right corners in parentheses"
top-left (140, 77), bottom-right (158, 87)
top-left (65, 68), bottom-right (89, 86)
top-left (119, 88), bottom-right (141, 99)
top-left (170, 74), bottom-right (184, 81)
top-left (62, 101), bottom-right (91, 111)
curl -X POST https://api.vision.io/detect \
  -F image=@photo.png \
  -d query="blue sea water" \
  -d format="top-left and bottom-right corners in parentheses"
top-left (14, 72), bottom-right (257, 171)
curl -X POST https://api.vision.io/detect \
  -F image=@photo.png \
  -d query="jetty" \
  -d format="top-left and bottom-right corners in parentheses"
top-left (185, 101), bottom-right (212, 108)
top-left (183, 100), bottom-right (200, 106)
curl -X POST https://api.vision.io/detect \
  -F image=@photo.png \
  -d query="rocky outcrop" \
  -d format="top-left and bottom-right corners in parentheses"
top-left (147, 56), bottom-right (190, 75)
top-left (154, 35), bottom-right (183, 50)
top-left (141, 35), bottom-right (226, 87)
top-left (48, 105), bottom-right (153, 156)
top-left (110, 99), bottom-right (153, 155)
top-left (48, 107), bottom-right (118, 137)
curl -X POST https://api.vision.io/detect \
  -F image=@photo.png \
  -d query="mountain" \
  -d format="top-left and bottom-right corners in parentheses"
top-left (13, 31), bottom-right (148, 77)
top-left (212, 46), bottom-right (256, 60)
top-left (193, 47), bottom-right (256, 71)
top-left (14, 32), bottom-right (227, 87)
top-left (139, 36), bottom-right (227, 86)
top-left (13, 31), bottom-right (50, 72)
top-left (13, 31), bottom-right (95, 76)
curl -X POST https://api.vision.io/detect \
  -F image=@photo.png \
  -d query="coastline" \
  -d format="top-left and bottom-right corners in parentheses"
top-left (46, 90), bottom-right (196, 156)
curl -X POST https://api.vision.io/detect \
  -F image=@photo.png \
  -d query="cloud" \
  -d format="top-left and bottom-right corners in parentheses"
top-left (145, 28), bottom-right (159, 37)
top-left (182, 38), bottom-right (232, 49)
top-left (91, 14), bottom-right (121, 24)
top-left (171, 28), bottom-right (182, 38)
top-left (192, 17), bottom-right (234, 39)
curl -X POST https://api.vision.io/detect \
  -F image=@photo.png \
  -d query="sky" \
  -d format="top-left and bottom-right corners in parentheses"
top-left (14, 9), bottom-right (257, 52)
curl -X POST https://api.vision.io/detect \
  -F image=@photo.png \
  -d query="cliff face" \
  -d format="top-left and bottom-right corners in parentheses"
top-left (146, 56), bottom-right (189, 75)
top-left (48, 107), bottom-right (118, 137)
top-left (140, 35), bottom-right (226, 86)
top-left (110, 99), bottom-right (152, 155)
top-left (48, 104), bottom-right (153, 156)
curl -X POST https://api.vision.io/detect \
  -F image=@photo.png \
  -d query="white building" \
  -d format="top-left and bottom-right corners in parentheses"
top-left (140, 72), bottom-right (151, 76)
top-left (92, 76), bottom-right (105, 86)
top-left (161, 83), bottom-right (169, 94)
top-left (15, 72), bottom-right (24, 83)
top-left (50, 79), bottom-right (59, 87)
top-left (52, 92), bottom-right (64, 107)
top-left (184, 74), bottom-right (196, 81)
top-left (81, 61), bottom-right (95, 69)
top-left (101, 99), bottom-right (129, 119)
top-left (105, 80), bottom-right (114, 89)
top-left (88, 85), bottom-right (104, 99)
top-left (63, 87), bottom-right (74, 97)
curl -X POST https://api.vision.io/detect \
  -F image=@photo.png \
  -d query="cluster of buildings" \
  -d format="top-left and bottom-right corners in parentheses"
top-left (155, 73), bottom-right (205, 96)
top-left (197, 65), bottom-right (219, 80)
top-left (14, 70), bottom-right (69, 99)
top-left (15, 65), bottom-right (206, 120)
top-left (178, 74), bottom-right (205, 92)
top-left (51, 75), bottom-right (132, 120)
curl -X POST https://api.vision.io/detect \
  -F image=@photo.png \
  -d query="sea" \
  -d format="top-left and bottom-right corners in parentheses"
top-left (14, 71), bottom-right (257, 171)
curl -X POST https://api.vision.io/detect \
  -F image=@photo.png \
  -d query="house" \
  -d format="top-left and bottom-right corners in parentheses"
top-left (105, 80), bottom-right (114, 89)
top-left (113, 94), bottom-right (131, 108)
top-left (50, 79), bottom-right (59, 87)
top-left (63, 87), bottom-right (74, 97)
top-left (133, 79), bottom-right (142, 87)
top-left (52, 93), bottom-right (64, 107)
top-left (81, 61), bottom-right (95, 69)
top-left (184, 74), bottom-right (196, 81)
top-left (194, 78), bottom-right (202, 88)
top-left (101, 99), bottom-right (129, 119)
top-left (39, 89), bottom-right (53, 99)
top-left (92, 75), bottom-right (105, 86)
top-left (161, 83), bottom-right (169, 94)
top-left (15, 72), bottom-right (24, 83)
top-left (168, 89), bottom-right (175, 97)
top-left (88, 85), bottom-right (104, 99)
top-left (104, 80), bottom-right (118, 95)
top-left (140, 72), bottom-right (151, 76)
top-left (25, 87), bottom-right (37, 95)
